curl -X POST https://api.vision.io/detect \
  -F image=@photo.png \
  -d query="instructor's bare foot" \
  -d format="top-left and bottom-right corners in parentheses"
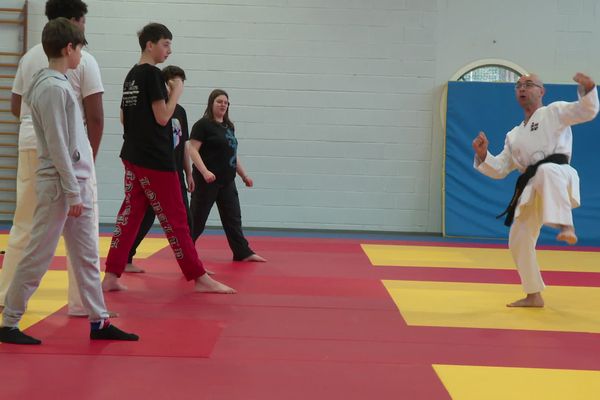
top-left (557, 226), bottom-right (577, 245)
top-left (507, 293), bottom-right (544, 308)
top-left (243, 253), bottom-right (267, 262)
top-left (194, 274), bottom-right (236, 294)
top-left (124, 263), bottom-right (145, 273)
top-left (102, 273), bottom-right (128, 292)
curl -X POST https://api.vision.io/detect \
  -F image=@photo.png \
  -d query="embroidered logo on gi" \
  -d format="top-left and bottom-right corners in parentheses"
top-left (530, 122), bottom-right (539, 132)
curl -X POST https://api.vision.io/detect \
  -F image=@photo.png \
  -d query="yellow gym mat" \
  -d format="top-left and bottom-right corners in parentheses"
top-left (433, 364), bottom-right (600, 400)
top-left (363, 244), bottom-right (600, 273)
top-left (0, 235), bottom-right (170, 258)
top-left (383, 280), bottom-right (600, 333)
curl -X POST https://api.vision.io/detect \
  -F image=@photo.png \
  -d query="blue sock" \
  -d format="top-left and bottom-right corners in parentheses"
top-left (90, 319), bottom-right (110, 331)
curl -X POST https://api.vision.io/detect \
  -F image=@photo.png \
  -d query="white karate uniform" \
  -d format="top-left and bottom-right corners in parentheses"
top-left (475, 87), bottom-right (599, 293)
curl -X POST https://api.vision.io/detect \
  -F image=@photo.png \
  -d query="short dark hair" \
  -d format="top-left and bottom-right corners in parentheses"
top-left (45, 0), bottom-right (88, 21)
top-left (162, 65), bottom-right (186, 82)
top-left (138, 23), bottom-right (172, 51)
top-left (42, 17), bottom-right (87, 59)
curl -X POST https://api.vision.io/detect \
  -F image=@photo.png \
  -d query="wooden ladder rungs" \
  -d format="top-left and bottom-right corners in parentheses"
top-left (0, 19), bottom-right (24, 25)
top-left (0, 0), bottom-right (23, 212)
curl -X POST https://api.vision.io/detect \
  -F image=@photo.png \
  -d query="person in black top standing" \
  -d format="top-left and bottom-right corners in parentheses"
top-left (102, 23), bottom-right (235, 293)
top-left (188, 89), bottom-right (266, 262)
top-left (124, 65), bottom-right (194, 273)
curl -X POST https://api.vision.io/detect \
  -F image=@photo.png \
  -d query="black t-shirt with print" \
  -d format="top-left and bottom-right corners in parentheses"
top-left (190, 117), bottom-right (238, 185)
top-left (171, 104), bottom-right (189, 181)
top-left (119, 63), bottom-right (175, 171)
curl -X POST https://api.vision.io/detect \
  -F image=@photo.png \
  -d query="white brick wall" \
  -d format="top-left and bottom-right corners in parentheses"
top-left (19, 0), bottom-right (600, 233)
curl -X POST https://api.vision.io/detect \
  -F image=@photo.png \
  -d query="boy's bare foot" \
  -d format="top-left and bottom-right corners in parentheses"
top-left (242, 253), bottom-right (267, 262)
top-left (102, 273), bottom-right (128, 292)
top-left (557, 226), bottom-right (577, 245)
top-left (194, 274), bottom-right (236, 294)
top-left (507, 292), bottom-right (544, 308)
top-left (124, 263), bottom-right (145, 273)
top-left (205, 269), bottom-right (215, 275)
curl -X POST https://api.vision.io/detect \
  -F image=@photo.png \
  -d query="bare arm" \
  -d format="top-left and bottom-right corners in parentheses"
top-left (236, 156), bottom-right (253, 187)
top-left (82, 92), bottom-right (104, 160)
top-left (151, 78), bottom-right (183, 126)
top-left (187, 139), bottom-right (215, 183)
top-left (183, 140), bottom-right (195, 192)
top-left (10, 93), bottom-right (21, 118)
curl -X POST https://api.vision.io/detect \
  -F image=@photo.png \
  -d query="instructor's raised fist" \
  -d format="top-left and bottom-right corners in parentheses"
top-left (472, 131), bottom-right (488, 161)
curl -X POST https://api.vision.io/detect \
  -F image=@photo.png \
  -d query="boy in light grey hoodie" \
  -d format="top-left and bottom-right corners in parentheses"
top-left (0, 18), bottom-right (138, 345)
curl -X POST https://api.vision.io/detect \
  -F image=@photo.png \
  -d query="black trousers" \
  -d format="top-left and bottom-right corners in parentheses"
top-left (127, 179), bottom-right (192, 263)
top-left (190, 179), bottom-right (253, 261)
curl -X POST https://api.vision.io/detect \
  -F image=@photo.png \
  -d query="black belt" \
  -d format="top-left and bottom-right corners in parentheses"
top-left (497, 153), bottom-right (569, 226)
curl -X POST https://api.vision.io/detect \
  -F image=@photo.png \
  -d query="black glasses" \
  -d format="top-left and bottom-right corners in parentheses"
top-left (515, 81), bottom-right (543, 90)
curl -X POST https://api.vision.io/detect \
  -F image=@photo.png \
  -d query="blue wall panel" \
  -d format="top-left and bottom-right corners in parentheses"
top-left (444, 81), bottom-right (600, 244)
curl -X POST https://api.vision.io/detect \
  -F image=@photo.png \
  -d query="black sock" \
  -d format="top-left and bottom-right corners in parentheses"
top-left (0, 326), bottom-right (41, 345)
top-left (90, 324), bottom-right (139, 341)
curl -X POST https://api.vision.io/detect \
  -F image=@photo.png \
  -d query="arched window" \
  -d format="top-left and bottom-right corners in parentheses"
top-left (458, 65), bottom-right (522, 82)
top-left (452, 59), bottom-right (527, 82)
top-left (440, 59), bottom-right (528, 128)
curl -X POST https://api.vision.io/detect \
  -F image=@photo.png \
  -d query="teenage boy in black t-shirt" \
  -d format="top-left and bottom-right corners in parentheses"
top-left (124, 65), bottom-right (194, 273)
top-left (102, 23), bottom-right (235, 294)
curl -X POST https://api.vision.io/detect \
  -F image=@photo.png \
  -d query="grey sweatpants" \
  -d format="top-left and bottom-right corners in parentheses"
top-left (2, 177), bottom-right (108, 327)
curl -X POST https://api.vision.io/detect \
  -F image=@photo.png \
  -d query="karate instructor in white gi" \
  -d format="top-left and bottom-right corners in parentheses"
top-left (472, 72), bottom-right (599, 308)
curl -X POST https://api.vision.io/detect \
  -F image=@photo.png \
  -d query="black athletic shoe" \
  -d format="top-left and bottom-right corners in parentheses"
top-left (0, 326), bottom-right (42, 345)
top-left (90, 324), bottom-right (139, 341)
